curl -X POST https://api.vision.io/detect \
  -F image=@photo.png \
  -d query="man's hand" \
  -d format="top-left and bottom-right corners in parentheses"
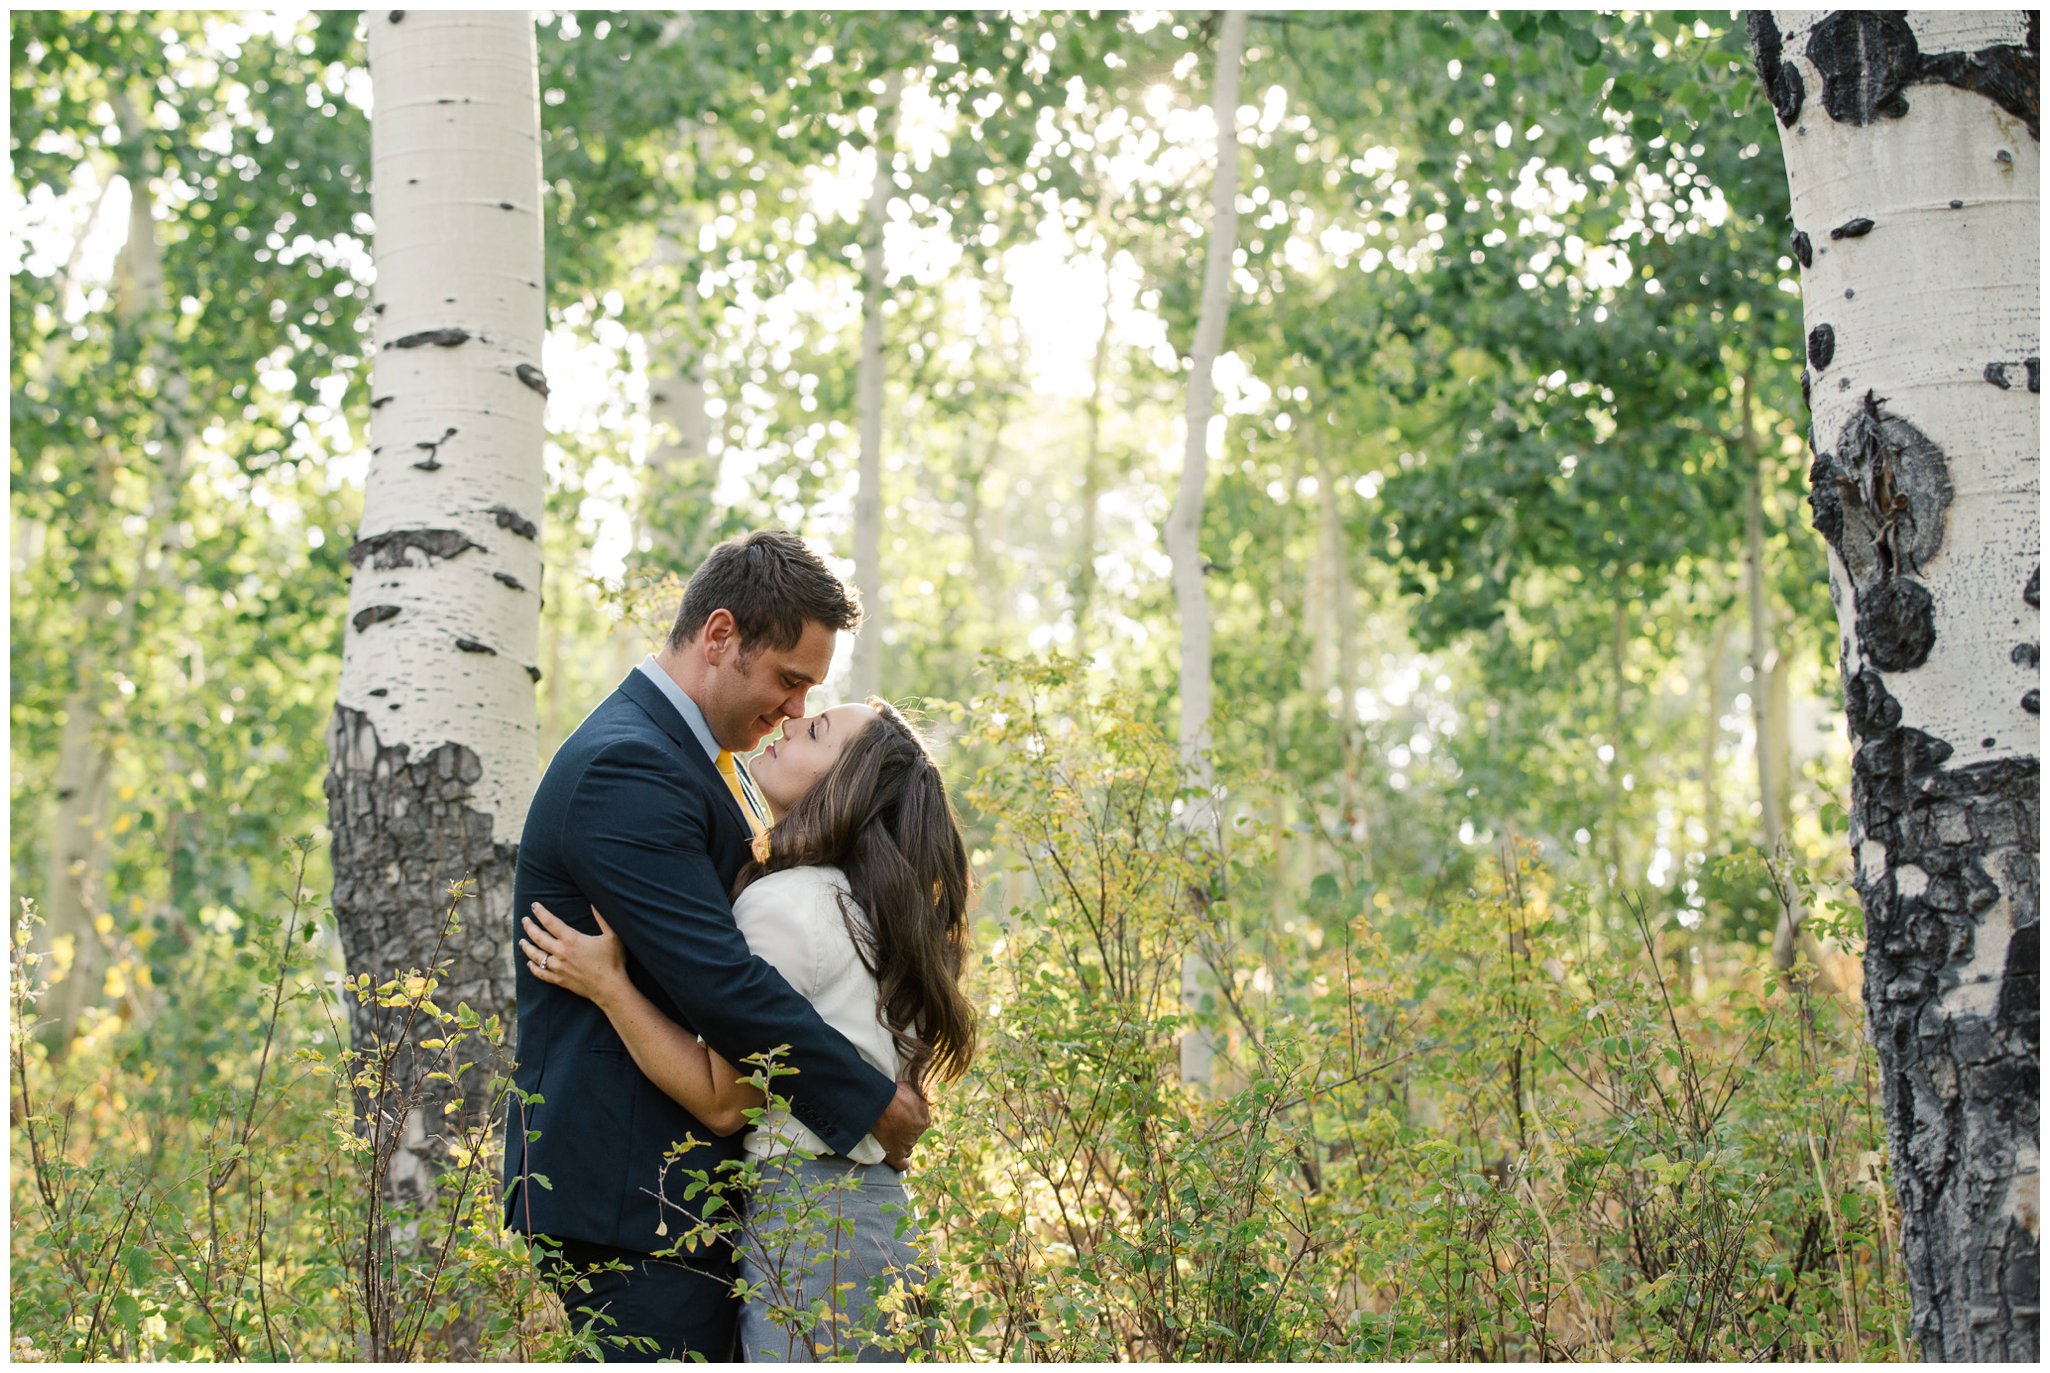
top-left (871, 1081), bottom-right (930, 1171)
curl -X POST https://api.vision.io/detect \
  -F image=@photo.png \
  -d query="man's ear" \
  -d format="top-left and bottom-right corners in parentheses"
top-left (702, 608), bottom-right (737, 661)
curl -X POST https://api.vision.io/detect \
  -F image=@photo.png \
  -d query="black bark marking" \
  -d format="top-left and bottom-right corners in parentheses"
top-left (1986, 362), bottom-right (2013, 389)
top-left (1998, 923), bottom-right (2039, 1022)
top-left (1840, 656), bottom-right (2040, 1359)
top-left (2013, 643), bottom-right (2039, 669)
top-left (387, 10), bottom-right (405, 21)
top-left (1860, 577), bottom-right (1938, 671)
top-left (1811, 394), bottom-right (1956, 676)
top-left (455, 638), bottom-right (496, 655)
top-left (352, 604), bottom-right (402, 632)
top-left (493, 571), bottom-right (527, 592)
top-left (369, 688), bottom-right (389, 698)
top-left (1792, 228), bottom-right (1814, 267)
top-left (1950, 198), bottom-right (1965, 209)
top-left (2027, 359), bottom-right (2040, 393)
top-left (1921, 49), bottom-right (2039, 140)
top-left (348, 529), bottom-right (481, 570)
top-left (1801, 368), bottom-right (1813, 411)
top-left (2025, 689), bottom-right (2041, 715)
top-left (515, 363), bottom-right (550, 397)
top-left (322, 705), bottom-right (517, 1171)
top-left (393, 328), bottom-right (471, 350)
top-left (1847, 667), bottom-right (1904, 736)
top-left (1749, 12), bottom-right (1806, 125)
top-left (373, 302), bottom-right (387, 314)
top-left (1806, 10), bottom-right (2039, 138)
top-left (1808, 11), bottom-right (1920, 123)
top-left (1826, 391), bottom-right (1954, 584)
top-left (527, 665), bottom-right (543, 683)
top-left (412, 426), bottom-right (457, 472)
top-left (1808, 323), bottom-right (1836, 371)
top-left (498, 201), bottom-right (515, 211)
top-left (2026, 566), bottom-right (2040, 609)
top-left (488, 506), bottom-right (538, 540)
top-left (1832, 216), bottom-right (1876, 239)
top-left (371, 395), bottom-right (394, 410)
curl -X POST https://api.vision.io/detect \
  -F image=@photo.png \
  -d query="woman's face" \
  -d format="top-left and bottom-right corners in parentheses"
top-left (750, 703), bottom-right (877, 817)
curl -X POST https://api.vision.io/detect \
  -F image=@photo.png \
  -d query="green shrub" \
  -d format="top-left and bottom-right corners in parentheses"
top-left (8, 661), bottom-right (1912, 1361)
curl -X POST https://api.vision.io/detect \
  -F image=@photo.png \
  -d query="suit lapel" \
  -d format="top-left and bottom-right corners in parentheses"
top-left (616, 671), bottom-right (753, 837)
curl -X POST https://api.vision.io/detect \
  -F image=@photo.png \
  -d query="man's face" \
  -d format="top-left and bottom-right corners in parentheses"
top-left (699, 612), bottom-right (837, 752)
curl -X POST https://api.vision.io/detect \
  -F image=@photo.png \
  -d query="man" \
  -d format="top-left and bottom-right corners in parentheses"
top-left (503, 530), bottom-right (929, 1361)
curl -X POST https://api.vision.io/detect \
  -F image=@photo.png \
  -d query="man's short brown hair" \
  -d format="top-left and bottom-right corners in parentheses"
top-left (666, 530), bottom-right (863, 655)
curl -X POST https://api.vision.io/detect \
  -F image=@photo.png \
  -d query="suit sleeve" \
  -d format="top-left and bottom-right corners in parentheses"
top-left (553, 747), bottom-right (895, 1155)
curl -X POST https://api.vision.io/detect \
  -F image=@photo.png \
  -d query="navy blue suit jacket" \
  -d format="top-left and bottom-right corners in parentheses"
top-left (502, 670), bottom-right (897, 1252)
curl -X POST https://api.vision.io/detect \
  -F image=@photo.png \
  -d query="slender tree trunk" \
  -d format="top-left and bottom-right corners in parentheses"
top-left (635, 122), bottom-right (722, 578)
top-left (1072, 236), bottom-right (1115, 662)
top-left (850, 69), bottom-right (902, 701)
top-left (965, 408), bottom-right (1008, 652)
top-left (36, 87), bottom-right (195, 1051)
top-left (1751, 11), bottom-right (2038, 1358)
top-left (1166, 9), bottom-right (1248, 1087)
top-left (1702, 611), bottom-right (1730, 855)
top-left (1746, 455), bottom-right (1801, 955)
top-left (1327, 423), bottom-right (1368, 868)
top-left (1604, 591), bottom-right (1630, 893)
top-left (328, 7), bottom-right (545, 1228)
top-left (40, 685), bottom-right (113, 1047)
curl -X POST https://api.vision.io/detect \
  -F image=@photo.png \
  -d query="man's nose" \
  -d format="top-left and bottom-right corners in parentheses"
top-left (781, 694), bottom-right (808, 720)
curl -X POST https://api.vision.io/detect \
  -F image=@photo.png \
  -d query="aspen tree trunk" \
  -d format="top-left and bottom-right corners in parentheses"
top-left (1702, 614), bottom-right (1730, 854)
top-left (1327, 427), bottom-right (1368, 862)
top-left (327, 8), bottom-right (544, 1215)
top-left (849, 70), bottom-right (902, 701)
top-left (38, 88), bottom-right (196, 1051)
top-left (638, 126), bottom-right (722, 572)
top-left (1166, 9), bottom-right (1248, 1087)
top-left (1072, 228), bottom-right (1116, 661)
top-left (1751, 10), bottom-right (2038, 1358)
top-left (40, 687), bottom-right (111, 1049)
top-left (610, 124), bottom-right (720, 693)
top-left (1747, 465), bottom-right (1801, 949)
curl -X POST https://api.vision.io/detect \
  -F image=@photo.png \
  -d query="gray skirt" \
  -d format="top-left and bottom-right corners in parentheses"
top-left (737, 1154), bottom-right (924, 1363)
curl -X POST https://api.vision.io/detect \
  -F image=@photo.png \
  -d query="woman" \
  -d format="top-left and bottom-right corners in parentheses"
top-left (520, 698), bottom-right (976, 1363)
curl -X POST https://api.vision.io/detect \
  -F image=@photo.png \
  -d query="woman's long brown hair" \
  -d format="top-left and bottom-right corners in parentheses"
top-left (733, 700), bottom-right (976, 1090)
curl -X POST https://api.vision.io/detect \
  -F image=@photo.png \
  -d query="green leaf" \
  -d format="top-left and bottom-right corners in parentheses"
top-left (122, 1246), bottom-right (153, 1286)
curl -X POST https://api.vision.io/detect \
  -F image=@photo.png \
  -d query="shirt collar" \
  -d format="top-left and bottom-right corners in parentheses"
top-left (636, 655), bottom-right (721, 763)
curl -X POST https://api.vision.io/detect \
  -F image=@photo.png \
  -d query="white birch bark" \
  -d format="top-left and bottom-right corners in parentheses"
top-left (327, 9), bottom-right (544, 1217)
top-left (849, 70), bottom-right (902, 702)
top-left (1167, 10), bottom-right (1248, 1087)
top-left (1754, 10), bottom-right (2038, 1358)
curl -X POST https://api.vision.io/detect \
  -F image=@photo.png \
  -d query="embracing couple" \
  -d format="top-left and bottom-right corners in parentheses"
top-left (502, 530), bottom-right (975, 1362)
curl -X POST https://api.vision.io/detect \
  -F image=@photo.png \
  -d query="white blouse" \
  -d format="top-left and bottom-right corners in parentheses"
top-left (730, 864), bottom-right (906, 1162)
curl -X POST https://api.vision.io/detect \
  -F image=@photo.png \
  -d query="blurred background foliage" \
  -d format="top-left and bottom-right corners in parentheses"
top-left (11, 8), bottom-right (1902, 1360)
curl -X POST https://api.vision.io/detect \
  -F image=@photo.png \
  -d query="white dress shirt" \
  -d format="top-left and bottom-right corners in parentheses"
top-left (730, 865), bottom-right (904, 1162)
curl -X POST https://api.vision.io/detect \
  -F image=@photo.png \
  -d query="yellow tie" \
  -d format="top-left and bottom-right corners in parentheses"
top-left (716, 750), bottom-right (767, 838)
